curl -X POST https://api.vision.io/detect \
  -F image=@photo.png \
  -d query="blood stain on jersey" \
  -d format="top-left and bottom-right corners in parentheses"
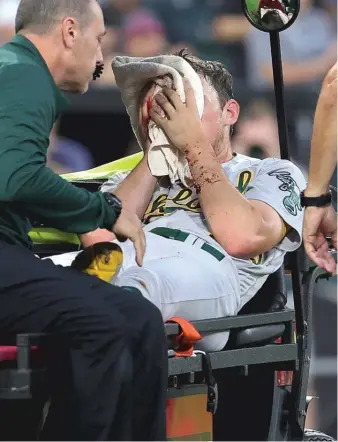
top-left (268, 171), bottom-right (302, 216)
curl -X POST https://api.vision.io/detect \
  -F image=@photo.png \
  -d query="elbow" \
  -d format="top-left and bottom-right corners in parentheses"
top-left (215, 231), bottom-right (263, 259)
top-left (0, 166), bottom-right (44, 202)
top-left (222, 241), bottom-right (257, 259)
top-left (210, 209), bottom-right (273, 259)
top-left (209, 217), bottom-right (259, 258)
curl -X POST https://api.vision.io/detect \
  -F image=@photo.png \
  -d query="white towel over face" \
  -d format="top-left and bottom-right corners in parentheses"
top-left (111, 55), bottom-right (204, 187)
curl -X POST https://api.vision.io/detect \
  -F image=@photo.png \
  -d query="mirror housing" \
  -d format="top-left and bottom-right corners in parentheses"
top-left (241, 0), bottom-right (300, 33)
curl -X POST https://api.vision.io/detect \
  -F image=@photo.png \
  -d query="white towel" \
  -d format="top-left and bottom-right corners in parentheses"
top-left (111, 55), bottom-right (204, 186)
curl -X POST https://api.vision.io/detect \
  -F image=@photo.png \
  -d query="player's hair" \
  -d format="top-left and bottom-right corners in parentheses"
top-left (15, 0), bottom-right (95, 34)
top-left (174, 48), bottom-right (234, 109)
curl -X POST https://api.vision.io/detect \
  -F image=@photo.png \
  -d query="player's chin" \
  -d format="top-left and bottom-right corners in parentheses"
top-left (138, 128), bottom-right (151, 151)
top-left (139, 120), bottom-right (149, 140)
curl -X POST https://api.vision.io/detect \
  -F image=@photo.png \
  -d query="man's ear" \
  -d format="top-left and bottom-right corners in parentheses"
top-left (222, 99), bottom-right (240, 126)
top-left (61, 17), bottom-right (78, 49)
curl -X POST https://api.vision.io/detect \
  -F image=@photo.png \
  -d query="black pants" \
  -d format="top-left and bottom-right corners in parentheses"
top-left (0, 242), bottom-right (168, 441)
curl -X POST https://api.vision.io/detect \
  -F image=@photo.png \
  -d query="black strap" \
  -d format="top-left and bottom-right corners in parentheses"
top-left (300, 191), bottom-right (332, 208)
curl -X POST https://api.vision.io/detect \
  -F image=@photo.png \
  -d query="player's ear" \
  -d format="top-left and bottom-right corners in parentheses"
top-left (222, 99), bottom-right (240, 126)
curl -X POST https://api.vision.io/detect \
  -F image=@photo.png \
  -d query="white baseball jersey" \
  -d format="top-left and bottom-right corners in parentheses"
top-left (102, 153), bottom-right (306, 305)
top-left (50, 153), bottom-right (306, 351)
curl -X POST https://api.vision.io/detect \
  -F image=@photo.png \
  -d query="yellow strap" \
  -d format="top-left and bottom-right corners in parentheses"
top-left (29, 153), bottom-right (144, 245)
top-left (61, 152), bottom-right (143, 181)
top-left (29, 228), bottom-right (80, 245)
top-left (282, 221), bottom-right (291, 238)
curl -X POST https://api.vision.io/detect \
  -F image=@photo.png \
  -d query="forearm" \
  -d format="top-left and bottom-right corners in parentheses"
top-left (306, 74), bottom-right (337, 195)
top-left (1, 162), bottom-right (117, 233)
top-left (186, 144), bottom-right (263, 256)
top-left (0, 65), bottom-right (117, 234)
top-left (113, 155), bottom-right (157, 220)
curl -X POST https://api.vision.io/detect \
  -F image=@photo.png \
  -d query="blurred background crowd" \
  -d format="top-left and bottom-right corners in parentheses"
top-left (0, 0), bottom-right (337, 437)
top-left (1, 0), bottom-right (337, 173)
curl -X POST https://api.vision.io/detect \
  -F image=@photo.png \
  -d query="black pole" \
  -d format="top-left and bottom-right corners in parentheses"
top-left (269, 28), bottom-right (309, 440)
top-left (269, 31), bottom-right (304, 336)
top-left (269, 32), bottom-right (290, 161)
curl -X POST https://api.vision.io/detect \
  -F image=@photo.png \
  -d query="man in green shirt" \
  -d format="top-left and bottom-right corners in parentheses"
top-left (0, 0), bottom-right (167, 440)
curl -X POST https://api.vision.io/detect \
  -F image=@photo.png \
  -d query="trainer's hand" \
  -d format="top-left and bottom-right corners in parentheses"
top-left (303, 205), bottom-right (337, 274)
top-left (112, 208), bottom-right (146, 266)
top-left (149, 78), bottom-right (206, 152)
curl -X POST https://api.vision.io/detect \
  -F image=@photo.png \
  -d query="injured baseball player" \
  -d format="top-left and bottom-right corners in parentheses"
top-left (49, 50), bottom-right (306, 351)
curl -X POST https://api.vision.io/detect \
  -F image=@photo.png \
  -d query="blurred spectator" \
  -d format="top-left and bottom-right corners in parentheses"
top-left (232, 99), bottom-right (281, 159)
top-left (322, 0), bottom-right (337, 16)
top-left (212, 1), bottom-right (250, 44)
top-left (145, 0), bottom-right (216, 47)
top-left (47, 122), bottom-right (95, 174)
top-left (211, 0), bottom-right (251, 77)
top-left (245, 0), bottom-right (337, 91)
top-left (0, 0), bottom-right (18, 44)
top-left (145, 0), bottom-right (225, 64)
top-left (323, 0), bottom-right (337, 31)
top-left (102, 0), bottom-right (141, 27)
top-left (145, 0), bottom-right (250, 77)
top-left (95, 9), bottom-right (169, 87)
top-left (122, 9), bottom-right (169, 57)
top-left (100, 26), bottom-right (119, 58)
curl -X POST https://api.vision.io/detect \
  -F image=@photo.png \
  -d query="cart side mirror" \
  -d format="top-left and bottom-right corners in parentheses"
top-left (241, 0), bottom-right (300, 33)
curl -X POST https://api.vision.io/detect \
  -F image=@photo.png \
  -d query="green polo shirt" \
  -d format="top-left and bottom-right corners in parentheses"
top-left (0, 34), bottom-right (117, 248)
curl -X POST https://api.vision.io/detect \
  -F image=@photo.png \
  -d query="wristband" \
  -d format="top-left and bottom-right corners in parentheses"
top-left (102, 192), bottom-right (122, 222)
top-left (300, 191), bottom-right (332, 208)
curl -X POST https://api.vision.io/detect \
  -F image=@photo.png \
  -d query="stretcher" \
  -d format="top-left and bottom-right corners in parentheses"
top-left (0, 155), bottom-right (336, 441)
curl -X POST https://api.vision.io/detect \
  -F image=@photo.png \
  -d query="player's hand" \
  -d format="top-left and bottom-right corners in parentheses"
top-left (112, 208), bottom-right (146, 266)
top-left (149, 78), bottom-right (206, 152)
top-left (80, 229), bottom-right (115, 248)
top-left (303, 205), bottom-right (337, 274)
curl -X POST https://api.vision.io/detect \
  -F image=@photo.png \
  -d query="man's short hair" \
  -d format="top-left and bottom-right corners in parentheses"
top-left (174, 49), bottom-right (234, 109)
top-left (15, 0), bottom-right (95, 34)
